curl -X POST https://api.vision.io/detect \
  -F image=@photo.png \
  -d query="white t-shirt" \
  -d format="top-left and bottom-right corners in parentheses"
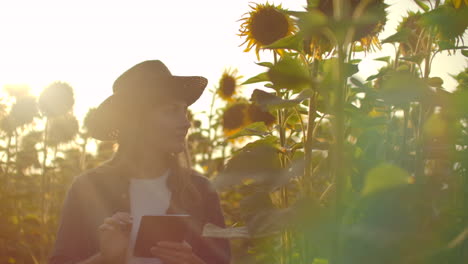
top-left (126, 170), bottom-right (172, 264)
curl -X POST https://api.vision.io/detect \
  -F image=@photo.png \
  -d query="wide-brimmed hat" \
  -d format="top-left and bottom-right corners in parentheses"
top-left (88, 60), bottom-right (207, 141)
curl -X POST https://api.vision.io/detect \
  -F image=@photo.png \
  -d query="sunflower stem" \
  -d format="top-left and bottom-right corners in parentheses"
top-left (40, 117), bottom-right (49, 264)
top-left (304, 60), bottom-right (319, 196)
top-left (331, 1), bottom-right (347, 263)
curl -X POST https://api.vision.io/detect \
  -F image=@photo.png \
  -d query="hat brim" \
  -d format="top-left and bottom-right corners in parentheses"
top-left (88, 76), bottom-right (207, 141)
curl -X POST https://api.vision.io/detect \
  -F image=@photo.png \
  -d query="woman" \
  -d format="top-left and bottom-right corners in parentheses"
top-left (49, 60), bottom-right (231, 264)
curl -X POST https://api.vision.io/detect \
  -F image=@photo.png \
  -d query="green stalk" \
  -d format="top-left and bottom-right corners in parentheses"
top-left (304, 60), bottom-right (319, 196)
top-left (206, 89), bottom-right (217, 165)
top-left (40, 117), bottom-right (49, 264)
top-left (401, 106), bottom-right (409, 169)
top-left (415, 30), bottom-right (434, 182)
top-left (80, 136), bottom-right (88, 171)
top-left (331, 1), bottom-right (347, 263)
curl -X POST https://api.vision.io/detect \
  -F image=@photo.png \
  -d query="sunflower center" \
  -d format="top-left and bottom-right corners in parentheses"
top-left (223, 104), bottom-right (247, 131)
top-left (250, 7), bottom-right (290, 45)
top-left (221, 76), bottom-right (236, 97)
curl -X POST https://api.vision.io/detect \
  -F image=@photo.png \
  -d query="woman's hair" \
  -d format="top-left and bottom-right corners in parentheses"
top-left (114, 108), bottom-right (202, 209)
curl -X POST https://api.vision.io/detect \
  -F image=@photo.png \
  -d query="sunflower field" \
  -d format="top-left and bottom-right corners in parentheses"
top-left (1, 0), bottom-right (468, 264)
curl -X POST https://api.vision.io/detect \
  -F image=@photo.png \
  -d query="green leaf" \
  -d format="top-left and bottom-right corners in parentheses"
top-left (226, 122), bottom-right (270, 140)
top-left (349, 59), bottom-right (362, 64)
top-left (427, 77), bottom-right (444, 87)
top-left (267, 55), bottom-right (311, 91)
top-left (373, 56), bottom-right (390, 63)
top-left (344, 63), bottom-right (359, 77)
top-left (437, 40), bottom-right (457, 50)
top-left (423, 112), bottom-right (448, 139)
top-left (399, 53), bottom-right (425, 64)
top-left (413, 0), bottom-right (429, 11)
top-left (251, 89), bottom-right (313, 111)
top-left (242, 72), bottom-right (270, 85)
top-left (462, 50), bottom-right (468, 57)
top-left (350, 77), bottom-right (375, 95)
top-left (288, 10), bottom-right (328, 32)
top-left (246, 208), bottom-right (295, 237)
top-left (420, 5), bottom-right (468, 42)
top-left (264, 33), bottom-right (304, 52)
top-left (378, 71), bottom-right (428, 105)
top-left (213, 137), bottom-right (281, 189)
top-left (381, 28), bottom-right (411, 44)
top-left (361, 163), bottom-right (410, 196)
top-left (255, 62), bottom-right (274, 68)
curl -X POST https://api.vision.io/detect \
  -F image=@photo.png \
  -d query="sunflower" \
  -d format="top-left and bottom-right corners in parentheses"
top-left (303, 32), bottom-right (334, 59)
top-left (10, 95), bottom-right (39, 128)
top-left (4, 84), bottom-right (31, 99)
top-left (239, 2), bottom-right (296, 59)
top-left (222, 103), bottom-right (250, 136)
top-left (217, 68), bottom-right (243, 101)
top-left (46, 113), bottom-right (79, 146)
top-left (39, 81), bottom-right (75, 118)
top-left (316, 0), bottom-right (388, 51)
top-left (397, 12), bottom-right (430, 57)
top-left (247, 103), bottom-right (276, 126)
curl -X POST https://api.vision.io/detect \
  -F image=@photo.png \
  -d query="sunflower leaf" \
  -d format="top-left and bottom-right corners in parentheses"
top-left (381, 28), bottom-right (411, 44)
top-left (250, 89), bottom-right (312, 111)
top-left (427, 77), bottom-right (444, 87)
top-left (344, 63), bottom-right (359, 77)
top-left (267, 55), bottom-right (311, 91)
top-left (413, 0), bottom-right (429, 12)
top-left (377, 71), bottom-right (428, 105)
top-left (256, 62), bottom-right (274, 68)
top-left (226, 122), bottom-right (270, 140)
top-left (373, 56), bottom-right (390, 63)
top-left (289, 10), bottom-right (328, 33)
top-left (399, 53), bottom-right (425, 64)
top-left (213, 137), bottom-right (281, 189)
top-left (463, 50), bottom-right (468, 57)
top-left (361, 163), bottom-right (410, 196)
top-left (264, 33), bottom-right (304, 52)
top-left (242, 72), bottom-right (270, 85)
top-left (420, 5), bottom-right (468, 41)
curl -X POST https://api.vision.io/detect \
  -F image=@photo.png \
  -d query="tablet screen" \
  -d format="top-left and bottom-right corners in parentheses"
top-left (133, 215), bottom-right (191, 258)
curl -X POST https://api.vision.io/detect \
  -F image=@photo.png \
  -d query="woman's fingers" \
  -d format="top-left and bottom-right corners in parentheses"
top-left (113, 212), bottom-right (133, 223)
top-left (98, 223), bottom-right (116, 232)
top-left (102, 213), bottom-right (132, 232)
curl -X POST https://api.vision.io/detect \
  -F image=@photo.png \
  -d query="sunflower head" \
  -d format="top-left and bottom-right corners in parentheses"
top-left (39, 81), bottom-right (75, 118)
top-left (217, 68), bottom-right (243, 101)
top-left (10, 95), bottom-right (39, 128)
top-left (316, 0), bottom-right (388, 51)
top-left (303, 32), bottom-right (334, 59)
top-left (397, 12), bottom-right (430, 56)
top-left (222, 103), bottom-right (250, 136)
top-left (46, 113), bottom-right (79, 146)
top-left (239, 2), bottom-right (296, 59)
top-left (247, 104), bottom-right (276, 126)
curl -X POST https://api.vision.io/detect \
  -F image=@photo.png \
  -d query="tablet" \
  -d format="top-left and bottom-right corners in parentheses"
top-left (133, 215), bottom-right (191, 258)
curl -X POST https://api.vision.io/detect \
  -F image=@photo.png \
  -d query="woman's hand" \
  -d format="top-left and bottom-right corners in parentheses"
top-left (150, 241), bottom-right (206, 264)
top-left (98, 212), bottom-right (132, 264)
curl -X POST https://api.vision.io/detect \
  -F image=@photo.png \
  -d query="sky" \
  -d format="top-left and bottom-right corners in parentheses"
top-left (0, 0), bottom-right (466, 121)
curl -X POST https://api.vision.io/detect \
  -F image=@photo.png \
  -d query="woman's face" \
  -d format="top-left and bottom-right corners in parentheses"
top-left (139, 99), bottom-right (191, 154)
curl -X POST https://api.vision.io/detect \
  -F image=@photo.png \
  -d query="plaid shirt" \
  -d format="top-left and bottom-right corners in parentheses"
top-left (49, 159), bottom-right (231, 264)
